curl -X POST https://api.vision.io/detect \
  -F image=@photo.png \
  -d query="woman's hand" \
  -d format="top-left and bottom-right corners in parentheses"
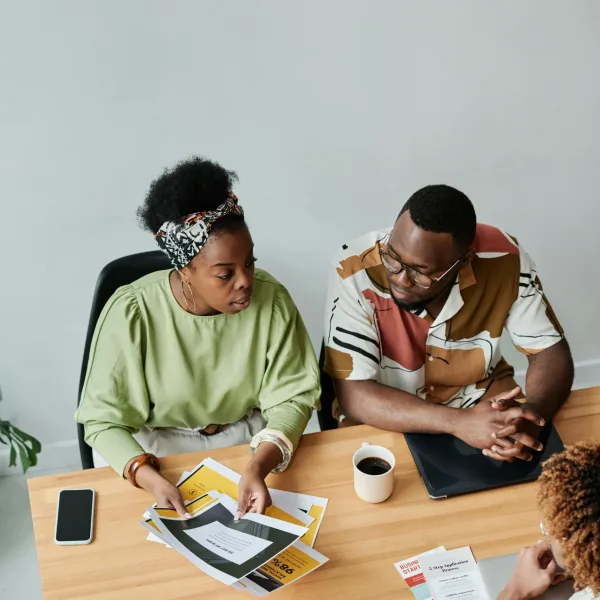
top-left (136, 464), bottom-right (191, 518)
top-left (236, 442), bottom-right (283, 520)
top-left (236, 463), bottom-right (272, 520)
top-left (499, 541), bottom-right (557, 600)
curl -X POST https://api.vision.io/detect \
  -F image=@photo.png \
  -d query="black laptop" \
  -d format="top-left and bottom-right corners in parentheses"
top-left (404, 423), bottom-right (565, 499)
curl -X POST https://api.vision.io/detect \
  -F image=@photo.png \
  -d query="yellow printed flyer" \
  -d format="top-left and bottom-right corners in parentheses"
top-left (178, 458), bottom-right (314, 529)
top-left (143, 492), bottom-right (220, 541)
top-left (240, 541), bottom-right (329, 595)
top-left (179, 461), bottom-right (238, 502)
top-left (301, 504), bottom-right (325, 548)
top-left (270, 488), bottom-right (328, 548)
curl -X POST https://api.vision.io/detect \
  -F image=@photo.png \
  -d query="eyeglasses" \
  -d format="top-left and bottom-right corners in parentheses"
top-left (379, 245), bottom-right (463, 290)
top-left (540, 521), bottom-right (549, 537)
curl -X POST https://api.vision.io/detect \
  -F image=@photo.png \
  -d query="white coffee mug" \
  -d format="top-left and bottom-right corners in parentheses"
top-left (353, 442), bottom-right (396, 503)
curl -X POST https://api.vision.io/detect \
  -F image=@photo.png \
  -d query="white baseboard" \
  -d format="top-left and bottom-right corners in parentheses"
top-left (1, 359), bottom-right (598, 477)
top-left (571, 358), bottom-right (600, 389)
top-left (0, 438), bottom-right (80, 478)
top-left (515, 357), bottom-right (600, 391)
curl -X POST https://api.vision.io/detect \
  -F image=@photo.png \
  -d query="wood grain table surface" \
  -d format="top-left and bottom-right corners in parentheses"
top-left (28, 387), bottom-right (600, 600)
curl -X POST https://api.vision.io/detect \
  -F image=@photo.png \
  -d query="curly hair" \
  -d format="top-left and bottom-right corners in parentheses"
top-left (538, 442), bottom-right (600, 594)
top-left (399, 185), bottom-right (477, 250)
top-left (137, 156), bottom-right (244, 235)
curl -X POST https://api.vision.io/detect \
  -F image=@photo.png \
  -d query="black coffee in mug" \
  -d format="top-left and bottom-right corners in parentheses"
top-left (357, 456), bottom-right (392, 476)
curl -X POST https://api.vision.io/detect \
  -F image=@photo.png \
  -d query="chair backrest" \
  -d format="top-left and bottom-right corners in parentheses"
top-left (77, 251), bottom-right (171, 469)
top-left (317, 341), bottom-right (338, 431)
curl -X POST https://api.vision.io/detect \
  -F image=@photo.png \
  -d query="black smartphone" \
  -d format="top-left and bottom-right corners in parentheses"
top-left (54, 488), bottom-right (95, 545)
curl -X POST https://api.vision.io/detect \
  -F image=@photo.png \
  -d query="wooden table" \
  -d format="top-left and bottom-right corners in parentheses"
top-left (28, 387), bottom-right (600, 600)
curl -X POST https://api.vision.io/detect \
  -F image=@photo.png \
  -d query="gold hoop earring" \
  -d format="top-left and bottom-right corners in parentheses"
top-left (181, 279), bottom-right (197, 313)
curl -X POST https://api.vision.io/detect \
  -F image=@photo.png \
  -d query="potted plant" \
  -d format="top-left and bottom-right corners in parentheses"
top-left (0, 389), bottom-right (41, 473)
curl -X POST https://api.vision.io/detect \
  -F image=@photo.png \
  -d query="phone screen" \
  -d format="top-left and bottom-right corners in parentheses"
top-left (55, 489), bottom-right (94, 544)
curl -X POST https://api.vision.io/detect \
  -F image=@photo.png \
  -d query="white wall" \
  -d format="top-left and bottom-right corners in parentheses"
top-left (1, 0), bottom-right (599, 467)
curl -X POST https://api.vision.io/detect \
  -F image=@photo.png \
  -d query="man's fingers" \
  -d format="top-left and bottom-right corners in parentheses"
top-left (490, 443), bottom-right (532, 461)
top-left (493, 427), bottom-right (544, 451)
top-left (490, 435), bottom-right (513, 449)
top-left (482, 448), bottom-right (514, 462)
top-left (505, 406), bottom-right (545, 426)
top-left (511, 432), bottom-right (544, 451)
top-left (490, 387), bottom-right (523, 410)
top-left (490, 400), bottom-right (519, 411)
top-left (493, 424), bottom-right (518, 438)
top-left (489, 443), bottom-right (522, 458)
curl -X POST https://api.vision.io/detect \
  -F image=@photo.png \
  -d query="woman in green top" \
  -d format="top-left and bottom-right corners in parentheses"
top-left (76, 157), bottom-right (320, 518)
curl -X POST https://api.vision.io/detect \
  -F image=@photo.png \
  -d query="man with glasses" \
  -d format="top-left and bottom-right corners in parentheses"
top-left (323, 185), bottom-right (573, 461)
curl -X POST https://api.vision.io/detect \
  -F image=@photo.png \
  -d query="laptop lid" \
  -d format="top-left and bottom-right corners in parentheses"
top-left (479, 553), bottom-right (574, 599)
top-left (405, 423), bottom-right (564, 499)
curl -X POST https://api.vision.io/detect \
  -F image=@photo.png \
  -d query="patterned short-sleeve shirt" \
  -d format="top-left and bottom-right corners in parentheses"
top-left (324, 224), bottom-right (564, 410)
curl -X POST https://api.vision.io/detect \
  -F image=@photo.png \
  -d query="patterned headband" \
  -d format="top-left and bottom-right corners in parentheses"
top-left (153, 194), bottom-right (244, 269)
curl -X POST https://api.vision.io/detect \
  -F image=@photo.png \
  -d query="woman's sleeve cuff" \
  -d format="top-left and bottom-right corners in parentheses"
top-left (250, 429), bottom-right (294, 473)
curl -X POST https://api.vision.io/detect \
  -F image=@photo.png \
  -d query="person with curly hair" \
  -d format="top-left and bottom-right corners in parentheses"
top-left (499, 442), bottom-right (600, 599)
top-left (76, 157), bottom-right (320, 519)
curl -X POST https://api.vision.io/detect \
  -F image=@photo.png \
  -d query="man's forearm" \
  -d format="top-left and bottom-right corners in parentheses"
top-left (524, 339), bottom-right (574, 420)
top-left (334, 379), bottom-right (460, 434)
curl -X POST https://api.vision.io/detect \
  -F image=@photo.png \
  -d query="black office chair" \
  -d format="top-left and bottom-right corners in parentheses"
top-left (77, 251), bottom-right (171, 469)
top-left (317, 341), bottom-right (338, 431)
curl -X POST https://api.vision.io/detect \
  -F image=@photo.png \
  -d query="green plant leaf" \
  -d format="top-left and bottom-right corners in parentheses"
top-left (9, 442), bottom-right (17, 467)
top-left (11, 433), bottom-right (38, 471)
top-left (0, 421), bottom-right (10, 445)
top-left (10, 425), bottom-right (42, 454)
top-left (15, 438), bottom-right (32, 473)
top-left (0, 421), bottom-right (42, 473)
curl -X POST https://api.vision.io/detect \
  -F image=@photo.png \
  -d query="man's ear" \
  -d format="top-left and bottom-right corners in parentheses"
top-left (460, 248), bottom-right (475, 267)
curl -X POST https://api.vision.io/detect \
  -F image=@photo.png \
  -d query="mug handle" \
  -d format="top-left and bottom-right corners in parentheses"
top-left (361, 442), bottom-right (371, 448)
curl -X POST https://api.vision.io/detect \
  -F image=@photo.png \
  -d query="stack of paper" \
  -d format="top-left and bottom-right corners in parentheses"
top-left (395, 546), bottom-right (489, 600)
top-left (141, 458), bottom-right (329, 596)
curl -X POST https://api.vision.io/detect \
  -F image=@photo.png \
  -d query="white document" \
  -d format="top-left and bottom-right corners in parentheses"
top-left (147, 495), bottom-right (307, 586)
top-left (189, 459), bottom-right (315, 527)
top-left (394, 546), bottom-right (446, 600)
top-left (420, 547), bottom-right (490, 600)
top-left (269, 488), bottom-right (328, 514)
top-left (268, 488), bottom-right (328, 547)
top-left (217, 495), bottom-right (308, 537)
top-left (269, 488), bottom-right (314, 514)
top-left (184, 521), bottom-right (273, 565)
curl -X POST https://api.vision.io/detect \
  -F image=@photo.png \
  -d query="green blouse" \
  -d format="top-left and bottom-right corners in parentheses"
top-left (75, 269), bottom-right (320, 474)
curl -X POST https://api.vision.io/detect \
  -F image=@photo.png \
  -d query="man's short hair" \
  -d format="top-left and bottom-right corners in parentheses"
top-left (399, 185), bottom-right (477, 249)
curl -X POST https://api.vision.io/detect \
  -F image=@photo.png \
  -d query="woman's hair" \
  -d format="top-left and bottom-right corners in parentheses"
top-left (538, 442), bottom-right (600, 593)
top-left (137, 156), bottom-right (244, 234)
